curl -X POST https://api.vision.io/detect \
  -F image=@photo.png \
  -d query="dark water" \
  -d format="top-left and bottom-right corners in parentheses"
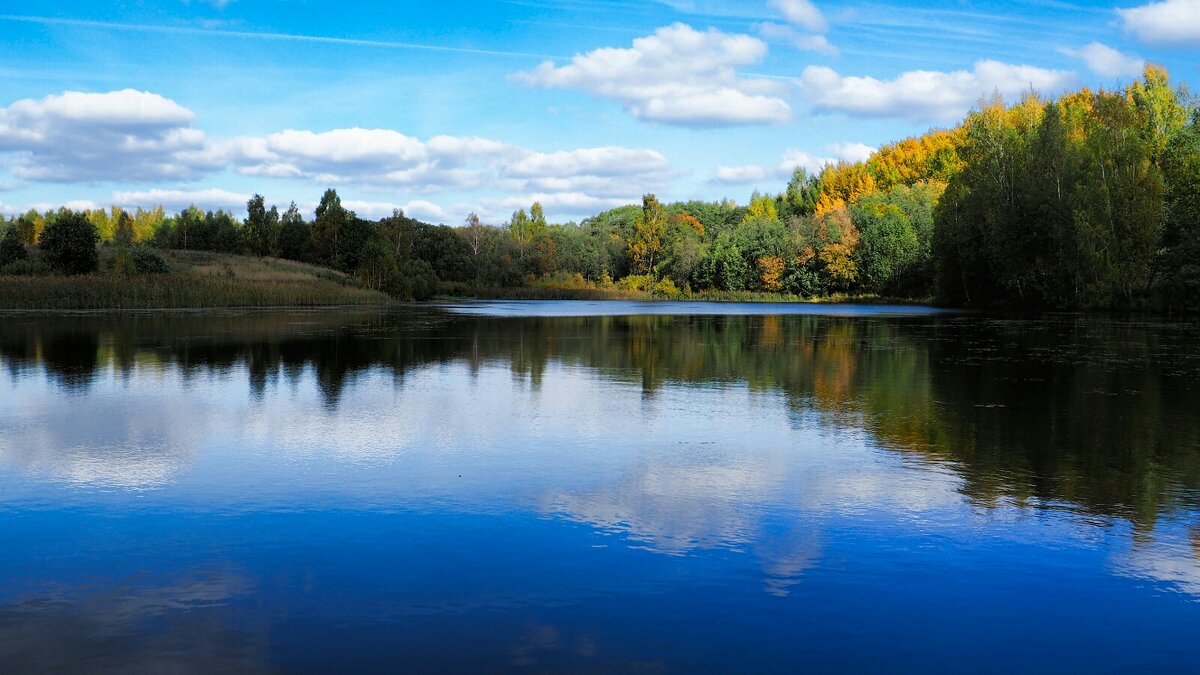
top-left (2, 302), bottom-right (1199, 673)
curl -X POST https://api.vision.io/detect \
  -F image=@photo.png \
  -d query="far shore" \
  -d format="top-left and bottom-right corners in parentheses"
top-left (0, 273), bottom-right (934, 311)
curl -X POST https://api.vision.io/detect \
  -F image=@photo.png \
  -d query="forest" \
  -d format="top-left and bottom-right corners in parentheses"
top-left (1, 66), bottom-right (1197, 310)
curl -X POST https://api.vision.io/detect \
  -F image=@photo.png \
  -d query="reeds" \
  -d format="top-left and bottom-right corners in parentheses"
top-left (0, 274), bottom-right (389, 310)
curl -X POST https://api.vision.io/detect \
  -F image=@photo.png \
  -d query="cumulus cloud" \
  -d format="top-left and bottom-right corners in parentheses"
top-left (0, 89), bottom-right (676, 222)
top-left (488, 192), bottom-right (636, 215)
top-left (769, 0), bottom-right (828, 32)
top-left (25, 199), bottom-right (101, 213)
top-left (341, 199), bottom-right (455, 222)
top-left (218, 131), bottom-right (671, 207)
top-left (1117, 0), bottom-right (1200, 46)
top-left (714, 143), bottom-right (876, 185)
top-left (1060, 42), bottom-right (1146, 78)
top-left (216, 128), bottom-right (516, 189)
top-left (713, 165), bottom-right (774, 185)
top-left (0, 89), bottom-right (218, 182)
top-left (112, 187), bottom-right (251, 213)
top-left (800, 60), bottom-right (1076, 122)
top-left (504, 147), bottom-right (670, 198)
top-left (512, 23), bottom-right (792, 126)
top-left (826, 142), bottom-right (876, 163)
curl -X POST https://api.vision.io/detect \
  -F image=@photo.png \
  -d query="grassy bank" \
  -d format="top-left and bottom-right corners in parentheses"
top-left (1, 248), bottom-right (926, 311)
top-left (0, 251), bottom-right (389, 310)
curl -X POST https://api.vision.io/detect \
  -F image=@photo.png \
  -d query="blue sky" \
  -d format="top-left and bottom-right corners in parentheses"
top-left (0, 0), bottom-right (1197, 223)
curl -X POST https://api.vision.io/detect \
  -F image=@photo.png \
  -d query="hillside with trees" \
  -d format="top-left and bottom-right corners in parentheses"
top-left (2, 66), bottom-right (1197, 310)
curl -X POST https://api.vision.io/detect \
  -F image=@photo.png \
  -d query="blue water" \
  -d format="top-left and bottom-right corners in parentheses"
top-left (0, 304), bottom-right (1198, 672)
top-left (438, 299), bottom-right (951, 317)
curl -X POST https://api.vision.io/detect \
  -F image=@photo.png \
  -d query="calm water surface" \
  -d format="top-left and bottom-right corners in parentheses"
top-left (1, 302), bottom-right (1199, 672)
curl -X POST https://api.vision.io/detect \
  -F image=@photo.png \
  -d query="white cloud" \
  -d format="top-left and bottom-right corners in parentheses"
top-left (769, 0), bottom-right (827, 32)
top-left (512, 23), bottom-right (792, 127)
top-left (504, 147), bottom-right (671, 198)
top-left (1117, 0), bottom-right (1200, 46)
top-left (714, 165), bottom-right (774, 184)
top-left (484, 192), bottom-right (637, 219)
top-left (0, 90), bottom-right (676, 223)
top-left (505, 147), bottom-right (667, 180)
top-left (1060, 42), bottom-right (1146, 78)
top-left (758, 22), bottom-right (838, 56)
top-left (341, 199), bottom-right (454, 222)
top-left (26, 199), bottom-right (101, 213)
top-left (0, 89), bottom-right (217, 182)
top-left (714, 143), bottom-right (876, 185)
top-left (217, 128), bottom-right (515, 190)
top-left (219, 131), bottom-right (671, 210)
top-left (825, 142), bottom-right (875, 163)
top-left (800, 60), bottom-right (1076, 122)
top-left (112, 187), bottom-right (251, 213)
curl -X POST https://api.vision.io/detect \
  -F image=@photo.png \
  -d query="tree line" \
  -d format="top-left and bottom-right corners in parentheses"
top-left (2, 66), bottom-right (1197, 309)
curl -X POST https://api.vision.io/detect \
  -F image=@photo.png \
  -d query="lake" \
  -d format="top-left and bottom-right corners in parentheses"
top-left (1, 302), bottom-right (1198, 672)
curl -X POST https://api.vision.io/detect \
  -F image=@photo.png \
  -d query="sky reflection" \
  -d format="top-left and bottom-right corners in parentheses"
top-left (1, 306), bottom-right (1198, 670)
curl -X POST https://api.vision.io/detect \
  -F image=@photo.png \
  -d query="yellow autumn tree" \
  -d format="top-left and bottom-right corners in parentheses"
top-left (744, 193), bottom-right (779, 222)
top-left (628, 194), bottom-right (667, 276)
top-left (758, 255), bottom-right (786, 292)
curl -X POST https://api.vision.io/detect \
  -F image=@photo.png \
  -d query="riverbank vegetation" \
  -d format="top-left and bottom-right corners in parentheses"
top-left (0, 247), bottom-right (386, 310)
top-left (2, 66), bottom-right (1196, 310)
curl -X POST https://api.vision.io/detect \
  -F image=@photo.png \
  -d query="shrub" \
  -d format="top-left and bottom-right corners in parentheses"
top-left (651, 277), bottom-right (681, 297)
top-left (537, 271), bottom-right (591, 289)
top-left (0, 259), bottom-right (52, 276)
top-left (385, 259), bottom-right (439, 300)
top-left (40, 211), bottom-right (99, 275)
top-left (615, 274), bottom-right (655, 292)
top-left (131, 246), bottom-right (170, 274)
top-left (782, 263), bottom-right (825, 297)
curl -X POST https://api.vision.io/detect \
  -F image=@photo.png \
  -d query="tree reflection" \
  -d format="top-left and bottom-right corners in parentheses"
top-left (1, 308), bottom-right (1198, 531)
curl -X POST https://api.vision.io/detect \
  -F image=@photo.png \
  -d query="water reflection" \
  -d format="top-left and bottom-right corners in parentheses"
top-left (0, 567), bottom-right (265, 672)
top-left (3, 308), bottom-right (1197, 527)
top-left (1, 305), bottom-right (1199, 669)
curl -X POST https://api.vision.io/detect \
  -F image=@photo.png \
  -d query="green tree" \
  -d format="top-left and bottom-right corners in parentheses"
top-left (356, 239), bottom-right (400, 291)
top-left (278, 202), bottom-right (313, 262)
top-left (853, 200), bottom-right (919, 294)
top-left (530, 202), bottom-right (548, 232)
top-left (40, 210), bottom-right (100, 275)
top-left (694, 234), bottom-right (750, 291)
top-left (0, 225), bottom-right (28, 267)
top-left (1072, 91), bottom-right (1164, 305)
top-left (171, 205), bottom-right (205, 250)
top-left (113, 210), bottom-right (136, 248)
top-left (784, 168), bottom-right (822, 218)
top-left (1159, 110), bottom-right (1200, 310)
top-left (1128, 64), bottom-right (1189, 161)
top-left (313, 188), bottom-right (351, 265)
top-left (244, 195), bottom-right (281, 257)
top-left (508, 208), bottom-right (533, 248)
